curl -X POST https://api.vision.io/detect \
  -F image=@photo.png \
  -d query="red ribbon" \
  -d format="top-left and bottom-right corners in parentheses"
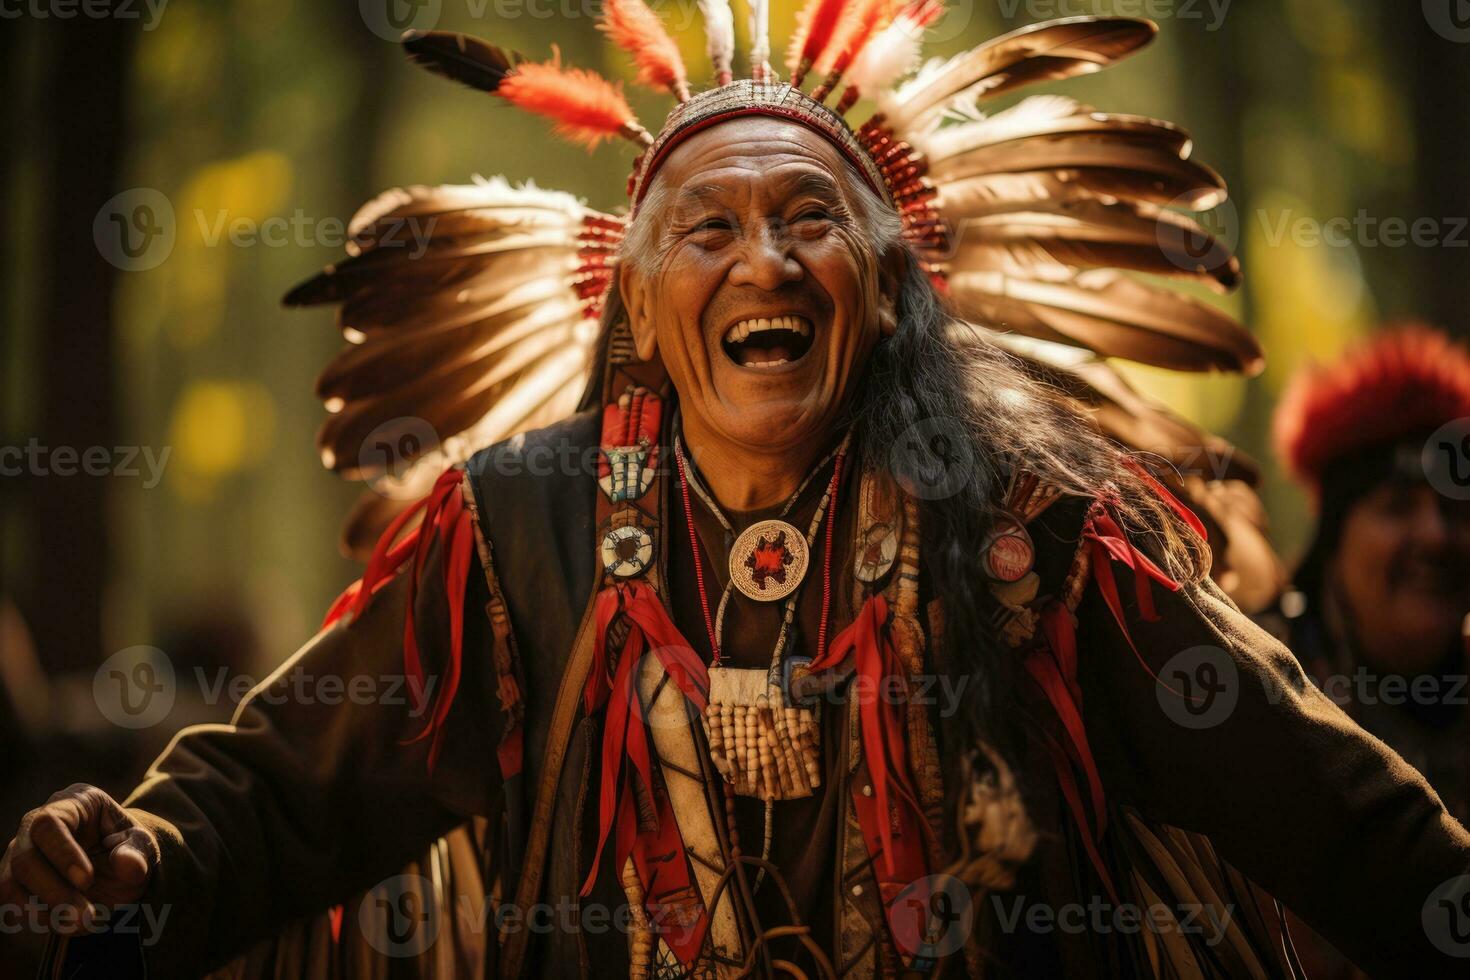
top-left (1083, 497), bottom-right (1194, 698)
top-left (320, 468), bottom-right (476, 773)
top-left (1026, 603), bottom-right (1116, 899)
top-left (807, 594), bottom-right (932, 877)
top-left (581, 582), bottom-right (711, 963)
top-left (1023, 480), bottom-right (1203, 898)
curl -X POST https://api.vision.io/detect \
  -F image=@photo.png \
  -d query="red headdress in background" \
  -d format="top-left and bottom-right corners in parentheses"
top-left (1274, 324), bottom-right (1470, 496)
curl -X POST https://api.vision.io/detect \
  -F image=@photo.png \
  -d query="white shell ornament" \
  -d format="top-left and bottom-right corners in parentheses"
top-left (601, 524), bottom-right (654, 578)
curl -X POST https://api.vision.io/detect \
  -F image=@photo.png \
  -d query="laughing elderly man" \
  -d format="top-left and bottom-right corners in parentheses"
top-left (6, 15), bottom-right (1470, 980)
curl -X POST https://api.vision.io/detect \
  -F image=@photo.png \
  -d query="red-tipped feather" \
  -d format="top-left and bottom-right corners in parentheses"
top-left (499, 53), bottom-right (647, 148)
top-left (811, 0), bottom-right (901, 99)
top-left (600, 0), bottom-right (691, 101)
top-left (787, 0), bottom-right (850, 86)
top-left (817, 0), bottom-right (896, 76)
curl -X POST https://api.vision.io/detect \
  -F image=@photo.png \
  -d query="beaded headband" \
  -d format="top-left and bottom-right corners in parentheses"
top-left (627, 81), bottom-right (892, 211)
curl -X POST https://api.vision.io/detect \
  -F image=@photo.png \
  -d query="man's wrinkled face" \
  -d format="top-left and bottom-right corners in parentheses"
top-left (620, 116), bottom-right (898, 454)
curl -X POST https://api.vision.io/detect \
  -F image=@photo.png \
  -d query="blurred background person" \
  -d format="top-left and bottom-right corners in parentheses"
top-left (1264, 325), bottom-right (1470, 979)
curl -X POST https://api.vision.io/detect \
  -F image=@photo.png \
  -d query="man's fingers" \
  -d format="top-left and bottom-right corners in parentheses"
top-left (9, 846), bottom-right (90, 925)
top-left (109, 839), bottom-right (151, 888)
top-left (26, 809), bottom-right (94, 889)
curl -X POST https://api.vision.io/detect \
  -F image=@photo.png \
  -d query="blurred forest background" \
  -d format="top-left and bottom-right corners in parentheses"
top-left (2, 0), bottom-right (1470, 913)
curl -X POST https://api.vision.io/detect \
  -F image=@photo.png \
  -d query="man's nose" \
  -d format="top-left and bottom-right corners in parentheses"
top-left (729, 225), bottom-right (802, 290)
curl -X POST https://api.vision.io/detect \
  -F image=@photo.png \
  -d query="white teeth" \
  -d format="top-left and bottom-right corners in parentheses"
top-left (746, 358), bottom-right (789, 369)
top-left (723, 315), bottom-right (812, 344)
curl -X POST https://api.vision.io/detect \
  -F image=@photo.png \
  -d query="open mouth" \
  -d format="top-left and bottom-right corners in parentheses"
top-left (720, 314), bottom-right (815, 369)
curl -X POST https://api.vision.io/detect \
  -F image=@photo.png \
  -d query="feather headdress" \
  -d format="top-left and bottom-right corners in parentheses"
top-left (288, 15), bottom-right (1260, 566)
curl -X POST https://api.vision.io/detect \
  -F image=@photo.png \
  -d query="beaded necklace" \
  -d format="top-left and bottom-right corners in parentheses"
top-left (673, 428), bottom-right (850, 889)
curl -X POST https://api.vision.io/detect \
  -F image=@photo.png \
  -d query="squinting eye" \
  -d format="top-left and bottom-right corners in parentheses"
top-left (694, 217), bottom-right (733, 233)
top-left (795, 208), bottom-right (832, 223)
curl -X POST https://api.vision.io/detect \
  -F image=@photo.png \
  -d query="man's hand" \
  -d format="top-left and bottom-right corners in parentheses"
top-left (0, 784), bottom-right (159, 930)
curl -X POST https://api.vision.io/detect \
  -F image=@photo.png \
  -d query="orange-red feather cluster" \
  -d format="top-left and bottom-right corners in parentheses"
top-left (1274, 324), bottom-right (1470, 491)
top-left (599, 0), bottom-right (690, 100)
top-left (499, 55), bottom-right (637, 149)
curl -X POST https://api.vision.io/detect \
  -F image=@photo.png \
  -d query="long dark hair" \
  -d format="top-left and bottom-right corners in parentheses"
top-left (846, 253), bottom-right (1208, 757)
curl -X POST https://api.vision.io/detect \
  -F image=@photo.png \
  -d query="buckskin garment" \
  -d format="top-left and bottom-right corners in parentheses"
top-left (50, 405), bottom-right (1470, 980)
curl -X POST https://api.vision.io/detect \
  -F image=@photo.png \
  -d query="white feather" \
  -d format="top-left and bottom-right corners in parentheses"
top-left (910, 95), bottom-right (1081, 161)
top-left (848, 14), bottom-right (927, 96)
top-left (347, 176), bottom-right (587, 239)
top-left (698, 0), bottom-right (735, 78)
top-left (750, 0), bottom-right (771, 74)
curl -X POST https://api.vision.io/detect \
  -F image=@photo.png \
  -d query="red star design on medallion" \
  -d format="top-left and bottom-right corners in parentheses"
top-left (745, 530), bottom-right (793, 589)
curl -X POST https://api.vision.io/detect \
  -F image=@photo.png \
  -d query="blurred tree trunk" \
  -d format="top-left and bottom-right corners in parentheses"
top-left (1406, 12), bottom-right (1470, 338)
top-left (20, 21), bottom-right (135, 673)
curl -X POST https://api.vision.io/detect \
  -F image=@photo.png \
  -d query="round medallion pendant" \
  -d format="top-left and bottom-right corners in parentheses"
top-left (729, 519), bottom-right (809, 601)
top-left (601, 524), bottom-right (653, 578)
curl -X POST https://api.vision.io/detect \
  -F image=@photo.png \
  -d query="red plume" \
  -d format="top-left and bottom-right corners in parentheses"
top-left (1274, 324), bottom-right (1470, 491)
top-left (600, 0), bottom-right (691, 101)
top-left (810, 0), bottom-right (901, 99)
top-left (499, 52), bottom-right (650, 149)
top-left (787, 0), bottom-right (850, 86)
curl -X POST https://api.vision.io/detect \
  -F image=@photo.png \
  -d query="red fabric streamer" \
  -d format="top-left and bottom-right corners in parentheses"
top-left (1122, 457), bottom-right (1207, 541)
top-left (808, 594), bottom-right (932, 876)
top-left (320, 467), bottom-right (476, 773)
top-left (581, 582), bottom-right (712, 963)
top-left (1023, 482), bottom-right (1204, 897)
top-left (1026, 602), bottom-right (1117, 899)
